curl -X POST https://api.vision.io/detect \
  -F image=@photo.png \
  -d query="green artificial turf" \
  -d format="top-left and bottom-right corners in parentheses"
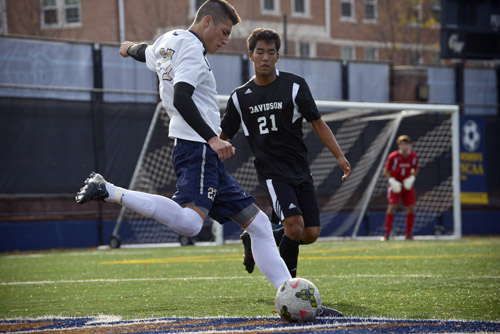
top-left (1, 237), bottom-right (499, 321)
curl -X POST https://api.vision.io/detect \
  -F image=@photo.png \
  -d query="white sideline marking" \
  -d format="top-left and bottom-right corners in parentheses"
top-left (2, 244), bottom-right (238, 259)
top-left (0, 276), bottom-right (261, 286)
top-left (1, 274), bottom-right (499, 286)
top-left (2, 316), bottom-right (498, 334)
top-left (84, 314), bottom-right (123, 325)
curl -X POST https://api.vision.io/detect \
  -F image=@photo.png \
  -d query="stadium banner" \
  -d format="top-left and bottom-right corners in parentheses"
top-left (460, 116), bottom-right (488, 204)
top-left (0, 37), bottom-right (93, 101)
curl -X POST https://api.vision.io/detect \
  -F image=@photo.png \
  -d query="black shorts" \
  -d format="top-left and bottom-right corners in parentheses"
top-left (260, 175), bottom-right (320, 227)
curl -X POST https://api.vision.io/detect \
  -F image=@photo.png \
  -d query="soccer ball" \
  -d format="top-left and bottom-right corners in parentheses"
top-left (275, 278), bottom-right (322, 323)
top-left (462, 120), bottom-right (480, 152)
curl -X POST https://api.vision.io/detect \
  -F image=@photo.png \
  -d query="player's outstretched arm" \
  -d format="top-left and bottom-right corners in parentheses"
top-left (311, 118), bottom-right (351, 181)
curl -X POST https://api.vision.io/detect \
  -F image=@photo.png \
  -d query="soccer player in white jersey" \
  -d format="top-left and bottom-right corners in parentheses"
top-left (221, 28), bottom-right (351, 316)
top-left (75, 0), bottom-right (292, 292)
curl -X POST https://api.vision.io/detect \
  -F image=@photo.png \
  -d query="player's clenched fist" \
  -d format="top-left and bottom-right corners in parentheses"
top-left (208, 136), bottom-right (235, 161)
top-left (119, 41), bottom-right (134, 57)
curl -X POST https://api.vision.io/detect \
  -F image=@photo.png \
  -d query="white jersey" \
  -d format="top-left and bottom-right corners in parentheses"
top-left (145, 30), bottom-right (221, 142)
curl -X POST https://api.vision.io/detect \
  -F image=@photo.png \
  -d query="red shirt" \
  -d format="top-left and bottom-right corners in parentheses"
top-left (385, 150), bottom-right (418, 182)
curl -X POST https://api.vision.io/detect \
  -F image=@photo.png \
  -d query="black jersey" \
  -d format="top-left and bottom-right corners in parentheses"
top-left (221, 70), bottom-right (321, 184)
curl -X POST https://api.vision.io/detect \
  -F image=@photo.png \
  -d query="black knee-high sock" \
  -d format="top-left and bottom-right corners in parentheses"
top-left (279, 234), bottom-right (300, 278)
top-left (273, 227), bottom-right (285, 246)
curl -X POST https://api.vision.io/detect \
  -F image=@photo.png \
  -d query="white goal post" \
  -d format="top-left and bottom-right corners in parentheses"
top-left (108, 98), bottom-right (461, 248)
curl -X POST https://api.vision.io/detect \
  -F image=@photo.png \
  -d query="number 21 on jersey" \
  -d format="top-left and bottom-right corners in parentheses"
top-left (258, 114), bottom-right (278, 134)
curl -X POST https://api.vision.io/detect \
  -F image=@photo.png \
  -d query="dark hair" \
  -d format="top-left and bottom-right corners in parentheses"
top-left (195, 0), bottom-right (241, 25)
top-left (247, 28), bottom-right (281, 52)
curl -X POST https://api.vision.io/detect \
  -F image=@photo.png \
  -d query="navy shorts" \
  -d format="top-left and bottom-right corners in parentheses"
top-left (260, 175), bottom-right (320, 227)
top-left (172, 139), bottom-right (255, 224)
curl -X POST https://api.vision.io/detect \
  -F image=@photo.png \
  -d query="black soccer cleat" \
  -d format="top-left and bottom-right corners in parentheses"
top-left (240, 231), bottom-right (255, 274)
top-left (75, 172), bottom-right (109, 204)
top-left (317, 305), bottom-right (344, 318)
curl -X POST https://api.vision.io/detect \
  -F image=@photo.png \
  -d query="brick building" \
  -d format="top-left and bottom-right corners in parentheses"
top-left (1, 0), bottom-right (442, 65)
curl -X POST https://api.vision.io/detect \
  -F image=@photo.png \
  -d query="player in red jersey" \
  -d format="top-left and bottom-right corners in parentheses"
top-left (382, 135), bottom-right (418, 240)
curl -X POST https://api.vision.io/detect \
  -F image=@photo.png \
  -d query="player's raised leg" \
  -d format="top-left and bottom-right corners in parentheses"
top-left (76, 172), bottom-right (203, 237)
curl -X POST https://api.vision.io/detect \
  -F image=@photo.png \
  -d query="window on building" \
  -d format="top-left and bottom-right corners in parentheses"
top-left (0, 0), bottom-right (3, 32)
top-left (342, 45), bottom-right (355, 60)
top-left (364, 47), bottom-right (378, 61)
top-left (410, 49), bottom-right (423, 64)
top-left (42, 0), bottom-right (81, 28)
top-left (431, 0), bottom-right (441, 25)
top-left (64, 0), bottom-right (80, 23)
top-left (408, 0), bottom-right (422, 25)
top-left (341, 0), bottom-right (355, 20)
top-left (299, 42), bottom-right (310, 57)
top-left (262, 0), bottom-right (280, 14)
top-left (42, 0), bottom-right (58, 26)
top-left (295, 0), bottom-right (305, 13)
top-left (264, 0), bottom-right (274, 10)
top-left (364, 0), bottom-right (377, 21)
top-left (293, 0), bottom-right (310, 16)
top-left (0, 0), bottom-right (8, 34)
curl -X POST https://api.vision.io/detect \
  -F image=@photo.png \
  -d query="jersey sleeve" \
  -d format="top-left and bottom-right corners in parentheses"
top-left (145, 44), bottom-right (157, 72)
top-left (295, 78), bottom-right (321, 122)
top-left (221, 92), bottom-right (242, 139)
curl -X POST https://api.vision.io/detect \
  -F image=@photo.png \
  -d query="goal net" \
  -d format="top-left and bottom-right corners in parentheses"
top-left (109, 99), bottom-right (460, 247)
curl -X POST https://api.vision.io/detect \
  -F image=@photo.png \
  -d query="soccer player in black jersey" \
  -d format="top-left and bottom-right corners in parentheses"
top-left (221, 28), bottom-right (351, 280)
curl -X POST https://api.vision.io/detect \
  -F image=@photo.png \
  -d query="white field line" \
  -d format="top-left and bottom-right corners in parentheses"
top-left (2, 316), bottom-right (499, 334)
top-left (1, 274), bottom-right (499, 286)
top-left (1, 246), bottom-right (238, 259)
top-left (2, 239), bottom-right (497, 259)
top-left (0, 321), bottom-right (377, 334)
